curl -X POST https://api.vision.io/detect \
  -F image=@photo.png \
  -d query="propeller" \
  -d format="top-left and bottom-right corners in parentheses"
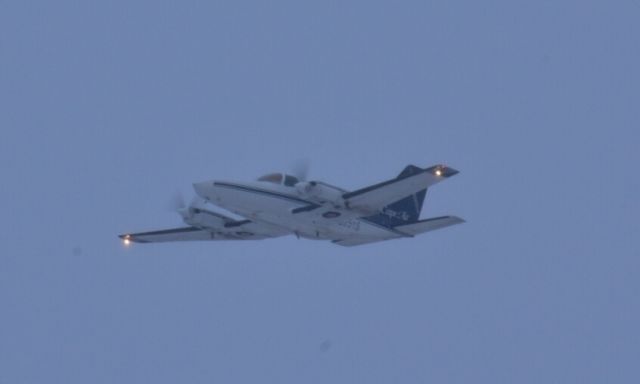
top-left (168, 191), bottom-right (211, 220)
top-left (167, 190), bottom-right (186, 211)
top-left (290, 158), bottom-right (311, 182)
top-left (167, 190), bottom-right (191, 218)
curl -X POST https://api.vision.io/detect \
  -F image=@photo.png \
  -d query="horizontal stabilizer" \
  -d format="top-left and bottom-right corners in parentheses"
top-left (394, 216), bottom-right (465, 236)
top-left (332, 237), bottom-right (389, 247)
top-left (343, 165), bottom-right (458, 214)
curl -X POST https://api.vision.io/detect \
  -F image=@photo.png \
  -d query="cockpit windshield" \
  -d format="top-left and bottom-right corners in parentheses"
top-left (257, 173), bottom-right (299, 187)
top-left (257, 173), bottom-right (283, 184)
top-left (283, 175), bottom-right (299, 187)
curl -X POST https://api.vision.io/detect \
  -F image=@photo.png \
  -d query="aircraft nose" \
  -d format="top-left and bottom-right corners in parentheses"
top-left (193, 181), bottom-right (213, 199)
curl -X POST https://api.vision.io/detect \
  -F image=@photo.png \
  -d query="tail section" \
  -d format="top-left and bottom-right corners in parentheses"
top-left (365, 165), bottom-right (428, 227)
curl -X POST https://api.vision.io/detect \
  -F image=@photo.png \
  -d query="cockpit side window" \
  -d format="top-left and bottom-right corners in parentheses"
top-left (284, 175), bottom-right (299, 187)
top-left (257, 173), bottom-right (283, 184)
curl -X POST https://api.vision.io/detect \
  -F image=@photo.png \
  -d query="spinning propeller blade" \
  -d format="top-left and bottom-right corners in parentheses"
top-left (291, 158), bottom-right (311, 181)
top-left (167, 191), bottom-right (186, 211)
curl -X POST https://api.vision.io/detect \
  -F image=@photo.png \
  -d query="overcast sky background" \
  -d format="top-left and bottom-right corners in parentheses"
top-left (1, 1), bottom-right (639, 383)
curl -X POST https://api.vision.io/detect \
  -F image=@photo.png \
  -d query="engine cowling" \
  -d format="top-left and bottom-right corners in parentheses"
top-left (296, 181), bottom-right (344, 206)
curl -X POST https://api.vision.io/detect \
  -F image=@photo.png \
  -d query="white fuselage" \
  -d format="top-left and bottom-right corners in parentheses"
top-left (193, 180), bottom-right (405, 242)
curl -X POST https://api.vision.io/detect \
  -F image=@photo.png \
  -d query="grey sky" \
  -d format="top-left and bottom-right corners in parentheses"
top-left (1, 0), bottom-right (638, 383)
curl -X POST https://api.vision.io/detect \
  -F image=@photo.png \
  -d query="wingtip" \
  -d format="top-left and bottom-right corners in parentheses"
top-left (425, 165), bottom-right (459, 177)
top-left (445, 167), bottom-right (460, 177)
top-left (119, 233), bottom-right (134, 246)
top-left (450, 216), bottom-right (466, 224)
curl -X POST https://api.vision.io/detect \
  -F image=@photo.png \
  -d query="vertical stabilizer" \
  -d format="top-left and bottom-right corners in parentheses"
top-left (364, 165), bottom-right (428, 227)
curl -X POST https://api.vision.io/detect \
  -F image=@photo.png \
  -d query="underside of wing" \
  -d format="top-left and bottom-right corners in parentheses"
top-left (343, 165), bottom-right (458, 214)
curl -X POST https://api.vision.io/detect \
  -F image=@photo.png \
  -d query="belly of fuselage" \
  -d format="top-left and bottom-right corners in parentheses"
top-left (208, 182), bottom-right (368, 240)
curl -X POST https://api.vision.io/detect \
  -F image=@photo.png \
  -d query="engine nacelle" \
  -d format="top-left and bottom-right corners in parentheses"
top-left (296, 181), bottom-right (345, 206)
top-left (179, 198), bottom-right (224, 228)
top-left (182, 208), bottom-right (230, 230)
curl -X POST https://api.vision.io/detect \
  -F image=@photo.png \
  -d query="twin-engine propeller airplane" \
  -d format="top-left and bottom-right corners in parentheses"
top-left (119, 164), bottom-right (464, 247)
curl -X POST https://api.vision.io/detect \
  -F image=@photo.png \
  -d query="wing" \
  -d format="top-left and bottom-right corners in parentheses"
top-left (120, 227), bottom-right (218, 243)
top-left (343, 165), bottom-right (458, 214)
top-left (120, 216), bottom-right (289, 244)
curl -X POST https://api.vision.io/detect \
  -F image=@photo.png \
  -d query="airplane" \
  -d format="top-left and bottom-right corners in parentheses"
top-left (119, 164), bottom-right (464, 247)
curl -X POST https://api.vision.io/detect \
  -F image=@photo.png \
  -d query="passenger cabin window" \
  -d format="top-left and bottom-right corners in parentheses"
top-left (257, 173), bottom-right (283, 184)
top-left (284, 175), bottom-right (299, 187)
